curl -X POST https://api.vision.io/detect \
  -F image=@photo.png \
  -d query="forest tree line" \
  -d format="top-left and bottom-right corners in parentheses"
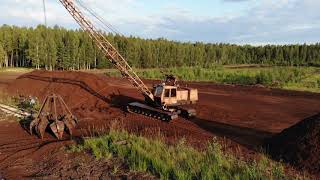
top-left (0, 25), bottom-right (320, 70)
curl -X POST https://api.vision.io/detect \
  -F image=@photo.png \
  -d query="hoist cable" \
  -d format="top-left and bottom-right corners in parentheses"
top-left (75, 0), bottom-right (123, 36)
top-left (42, 0), bottom-right (47, 27)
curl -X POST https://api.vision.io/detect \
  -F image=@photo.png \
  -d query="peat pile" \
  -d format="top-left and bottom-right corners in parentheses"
top-left (266, 113), bottom-right (320, 174)
top-left (7, 70), bottom-right (120, 121)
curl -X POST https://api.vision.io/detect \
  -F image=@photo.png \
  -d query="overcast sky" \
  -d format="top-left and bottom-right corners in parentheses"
top-left (0, 0), bottom-right (319, 45)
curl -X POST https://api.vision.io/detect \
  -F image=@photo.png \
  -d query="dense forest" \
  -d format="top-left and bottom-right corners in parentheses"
top-left (0, 25), bottom-right (320, 70)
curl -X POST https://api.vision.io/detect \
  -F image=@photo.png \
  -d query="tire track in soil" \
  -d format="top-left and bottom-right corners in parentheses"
top-left (0, 121), bottom-right (73, 179)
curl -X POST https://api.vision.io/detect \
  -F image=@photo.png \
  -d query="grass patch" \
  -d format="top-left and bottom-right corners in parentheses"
top-left (106, 66), bottom-right (320, 93)
top-left (0, 92), bottom-right (41, 113)
top-left (71, 126), bottom-right (290, 180)
top-left (0, 67), bottom-right (32, 73)
top-left (283, 73), bottom-right (320, 93)
top-left (0, 91), bottom-right (17, 107)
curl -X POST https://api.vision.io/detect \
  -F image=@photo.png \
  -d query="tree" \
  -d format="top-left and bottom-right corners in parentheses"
top-left (27, 28), bottom-right (41, 69)
top-left (0, 25), bottom-right (319, 69)
top-left (46, 32), bottom-right (57, 70)
top-left (0, 43), bottom-right (6, 68)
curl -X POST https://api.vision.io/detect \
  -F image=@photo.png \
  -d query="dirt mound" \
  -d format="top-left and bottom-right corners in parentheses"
top-left (266, 113), bottom-right (320, 174)
top-left (8, 70), bottom-right (110, 97)
top-left (7, 70), bottom-right (121, 121)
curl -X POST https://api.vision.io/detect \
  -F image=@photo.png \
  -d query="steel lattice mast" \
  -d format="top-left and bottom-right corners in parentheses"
top-left (58, 0), bottom-right (154, 101)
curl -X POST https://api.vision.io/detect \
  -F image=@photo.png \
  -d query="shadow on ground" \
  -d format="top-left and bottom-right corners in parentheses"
top-left (190, 117), bottom-right (274, 150)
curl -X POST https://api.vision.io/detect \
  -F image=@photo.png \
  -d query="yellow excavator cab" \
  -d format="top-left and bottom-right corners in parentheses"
top-left (153, 84), bottom-right (198, 107)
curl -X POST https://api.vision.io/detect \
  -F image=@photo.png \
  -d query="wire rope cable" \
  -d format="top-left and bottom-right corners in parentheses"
top-left (74, 0), bottom-right (124, 36)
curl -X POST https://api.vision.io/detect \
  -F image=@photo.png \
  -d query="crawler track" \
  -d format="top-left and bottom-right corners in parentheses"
top-left (127, 102), bottom-right (178, 121)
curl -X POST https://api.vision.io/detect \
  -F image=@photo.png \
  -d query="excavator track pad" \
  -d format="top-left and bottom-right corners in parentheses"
top-left (127, 102), bottom-right (179, 121)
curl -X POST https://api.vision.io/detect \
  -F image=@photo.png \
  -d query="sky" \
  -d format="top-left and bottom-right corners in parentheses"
top-left (0, 0), bottom-right (319, 45)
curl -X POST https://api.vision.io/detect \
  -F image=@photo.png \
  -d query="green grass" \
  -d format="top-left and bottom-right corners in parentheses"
top-left (0, 91), bottom-right (41, 113)
top-left (106, 66), bottom-right (320, 93)
top-left (283, 73), bottom-right (320, 93)
top-left (71, 126), bottom-right (290, 180)
top-left (0, 67), bottom-right (32, 73)
top-left (0, 91), bottom-right (17, 107)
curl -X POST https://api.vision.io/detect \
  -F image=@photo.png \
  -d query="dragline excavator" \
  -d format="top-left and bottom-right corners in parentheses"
top-left (30, 0), bottom-right (198, 139)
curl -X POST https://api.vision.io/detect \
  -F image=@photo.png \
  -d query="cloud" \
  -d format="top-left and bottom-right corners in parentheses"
top-left (0, 0), bottom-right (73, 27)
top-left (139, 0), bottom-right (320, 44)
top-left (0, 0), bottom-right (319, 45)
top-left (223, 0), bottom-right (250, 2)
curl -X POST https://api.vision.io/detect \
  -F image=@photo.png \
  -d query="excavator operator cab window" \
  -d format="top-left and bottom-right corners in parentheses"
top-left (165, 89), bottom-right (170, 97)
top-left (155, 86), bottom-right (163, 97)
top-left (171, 89), bottom-right (177, 97)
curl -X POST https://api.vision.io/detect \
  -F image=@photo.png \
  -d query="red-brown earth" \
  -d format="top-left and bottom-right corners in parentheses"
top-left (1, 70), bottom-right (320, 179)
